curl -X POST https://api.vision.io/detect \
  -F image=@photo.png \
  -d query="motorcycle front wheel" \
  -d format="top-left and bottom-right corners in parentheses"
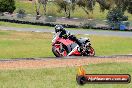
top-left (52, 45), bottom-right (68, 57)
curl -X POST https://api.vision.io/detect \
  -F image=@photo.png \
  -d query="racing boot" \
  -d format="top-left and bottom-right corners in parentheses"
top-left (78, 44), bottom-right (84, 52)
top-left (69, 35), bottom-right (84, 52)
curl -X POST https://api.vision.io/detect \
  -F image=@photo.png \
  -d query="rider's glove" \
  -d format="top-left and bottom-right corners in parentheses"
top-left (62, 34), bottom-right (68, 39)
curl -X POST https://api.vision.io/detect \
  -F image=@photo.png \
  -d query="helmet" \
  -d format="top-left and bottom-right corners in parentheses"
top-left (55, 25), bottom-right (64, 33)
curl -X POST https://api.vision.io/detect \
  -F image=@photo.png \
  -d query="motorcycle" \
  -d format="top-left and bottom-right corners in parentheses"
top-left (52, 32), bottom-right (95, 57)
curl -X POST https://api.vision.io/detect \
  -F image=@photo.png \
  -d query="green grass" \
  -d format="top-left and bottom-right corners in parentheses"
top-left (0, 21), bottom-right (82, 30)
top-left (90, 35), bottom-right (132, 56)
top-left (15, 0), bottom-right (132, 20)
top-left (0, 21), bottom-right (53, 29)
top-left (0, 62), bottom-right (132, 88)
top-left (0, 30), bottom-right (54, 58)
top-left (0, 30), bottom-right (132, 59)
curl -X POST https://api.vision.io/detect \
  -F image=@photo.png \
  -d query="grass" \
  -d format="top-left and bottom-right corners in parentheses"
top-left (0, 21), bottom-right (82, 30)
top-left (0, 21), bottom-right (53, 29)
top-left (0, 62), bottom-right (132, 88)
top-left (90, 35), bottom-right (132, 56)
top-left (0, 30), bottom-right (54, 58)
top-left (0, 30), bottom-right (132, 59)
top-left (15, 0), bottom-right (132, 20)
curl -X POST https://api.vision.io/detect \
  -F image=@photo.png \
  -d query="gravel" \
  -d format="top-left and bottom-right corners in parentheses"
top-left (0, 56), bottom-right (132, 70)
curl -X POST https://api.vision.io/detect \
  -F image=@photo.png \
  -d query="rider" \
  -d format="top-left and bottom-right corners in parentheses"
top-left (55, 25), bottom-right (83, 50)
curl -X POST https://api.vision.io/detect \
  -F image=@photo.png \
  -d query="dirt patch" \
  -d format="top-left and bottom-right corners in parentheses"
top-left (0, 56), bottom-right (132, 70)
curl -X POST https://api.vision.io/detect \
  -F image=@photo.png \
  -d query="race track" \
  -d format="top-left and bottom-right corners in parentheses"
top-left (0, 26), bottom-right (132, 37)
top-left (0, 55), bottom-right (132, 70)
top-left (0, 26), bottom-right (132, 70)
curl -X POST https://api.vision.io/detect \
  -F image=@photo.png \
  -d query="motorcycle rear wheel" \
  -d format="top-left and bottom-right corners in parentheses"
top-left (88, 46), bottom-right (95, 56)
top-left (84, 46), bottom-right (95, 56)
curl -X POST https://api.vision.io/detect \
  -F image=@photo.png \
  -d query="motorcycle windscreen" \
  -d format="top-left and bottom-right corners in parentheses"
top-left (57, 38), bottom-right (74, 46)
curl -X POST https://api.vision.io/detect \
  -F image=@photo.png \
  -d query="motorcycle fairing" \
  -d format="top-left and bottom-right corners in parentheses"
top-left (57, 38), bottom-right (81, 56)
top-left (67, 45), bottom-right (81, 56)
top-left (57, 38), bottom-right (74, 46)
top-left (67, 43), bottom-right (78, 53)
top-left (78, 38), bottom-right (89, 44)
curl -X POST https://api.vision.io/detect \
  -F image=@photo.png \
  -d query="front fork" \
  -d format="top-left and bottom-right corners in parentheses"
top-left (84, 42), bottom-right (91, 50)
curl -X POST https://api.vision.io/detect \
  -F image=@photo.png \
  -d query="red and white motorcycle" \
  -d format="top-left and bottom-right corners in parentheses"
top-left (52, 32), bottom-right (95, 57)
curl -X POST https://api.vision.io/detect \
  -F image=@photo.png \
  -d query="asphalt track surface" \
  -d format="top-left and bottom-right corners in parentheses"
top-left (0, 26), bottom-right (132, 37)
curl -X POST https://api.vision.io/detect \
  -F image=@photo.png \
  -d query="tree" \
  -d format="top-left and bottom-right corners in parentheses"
top-left (54, 0), bottom-right (76, 18)
top-left (0, 0), bottom-right (16, 13)
top-left (76, 0), bottom-right (110, 16)
top-left (33, 0), bottom-right (48, 20)
top-left (96, 0), bottom-right (110, 11)
top-left (104, 0), bottom-right (131, 29)
top-left (34, 0), bottom-right (41, 20)
top-left (38, 0), bottom-right (48, 15)
top-left (76, 0), bottom-right (132, 16)
top-left (127, 0), bottom-right (132, 14)
top-left (97, 0), bottom-right (132, 14)
top-left (107, 7), bottom-right (128, 29)
top-left (77, 0), bottom-right (96, 15)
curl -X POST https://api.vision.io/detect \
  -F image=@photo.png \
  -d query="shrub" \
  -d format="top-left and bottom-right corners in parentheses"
top-left (45, 16), bottom-right (56, 22)
top-left (17, 9), bottom-right (26, 18)
top-left (0, 0), bottom-right (16, 13)
top-left (80, 20), bottom-right (96, 29)
top-left (106, 8), bottom-right (128, 29)
top-left (46, 7), bottom-right (57, 17)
